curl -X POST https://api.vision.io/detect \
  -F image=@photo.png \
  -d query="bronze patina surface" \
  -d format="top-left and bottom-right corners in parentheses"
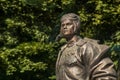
top-left (55, 13), bottom-right (117, 80)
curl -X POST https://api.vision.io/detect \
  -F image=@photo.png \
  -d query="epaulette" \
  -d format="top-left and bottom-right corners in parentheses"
top-left (83, 37), bottom-right (110, 54)
top-left (84, 37), bottom-right (100, 44)
top-left (76, 39), bottom-right (87, 47)
top-left (76, 37), bottom-right (99, 47)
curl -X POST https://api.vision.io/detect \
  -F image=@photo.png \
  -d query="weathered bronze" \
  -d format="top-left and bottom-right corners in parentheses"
top-left (56, 13), bottom-right (117, 80)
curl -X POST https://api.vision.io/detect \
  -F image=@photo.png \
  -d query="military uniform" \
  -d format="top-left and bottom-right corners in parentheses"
top-left (56, 37), bottom-right (117, 80)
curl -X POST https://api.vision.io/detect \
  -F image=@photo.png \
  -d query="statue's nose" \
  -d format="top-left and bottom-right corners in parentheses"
top-left (63, 25), bottom-right (67, 29)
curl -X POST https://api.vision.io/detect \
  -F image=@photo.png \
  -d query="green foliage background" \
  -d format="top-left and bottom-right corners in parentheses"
top-left (0, 0), bottom-right (120, 80)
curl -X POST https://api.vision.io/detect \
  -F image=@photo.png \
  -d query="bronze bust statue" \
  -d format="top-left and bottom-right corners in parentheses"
top-left (56, 13), bottom-right (117, 80)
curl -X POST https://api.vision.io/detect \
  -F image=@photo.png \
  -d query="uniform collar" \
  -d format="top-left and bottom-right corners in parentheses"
top-left (66, 36), bottom-right (84, 47)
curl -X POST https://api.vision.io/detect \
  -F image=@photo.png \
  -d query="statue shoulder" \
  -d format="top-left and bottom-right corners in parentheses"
top-left (84, 37), bottom-right (100, 44)
top-left (76, 37), bottom-right (110, 54)
top-left (84, 37), bottom-right (110, 54)
top-left (60, 44), bottom-right (67, 51)
top-left (76, 37), bottom-right (99, 47)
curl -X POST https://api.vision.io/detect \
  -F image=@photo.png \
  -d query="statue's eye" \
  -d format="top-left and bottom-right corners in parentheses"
top-left (66, 23), bottom-right (72, 26)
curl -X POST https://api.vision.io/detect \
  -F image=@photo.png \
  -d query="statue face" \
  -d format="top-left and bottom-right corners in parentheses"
top-left (60, 19), bottom-right (75, 37)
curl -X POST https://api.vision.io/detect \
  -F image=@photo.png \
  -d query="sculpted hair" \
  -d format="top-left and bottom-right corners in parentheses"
top-left (60, 13), bottom-right (80, 35)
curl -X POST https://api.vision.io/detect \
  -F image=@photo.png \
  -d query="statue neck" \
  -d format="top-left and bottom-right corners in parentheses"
top-left (66, 35), bottom-right (79, 43)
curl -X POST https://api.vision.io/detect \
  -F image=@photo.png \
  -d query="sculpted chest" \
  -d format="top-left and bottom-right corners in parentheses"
top-left (59, 45), bottom-right (80, 66)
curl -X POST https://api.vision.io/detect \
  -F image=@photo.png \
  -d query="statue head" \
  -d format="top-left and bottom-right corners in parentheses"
top-left (60, 13), bottom-right (80, 37)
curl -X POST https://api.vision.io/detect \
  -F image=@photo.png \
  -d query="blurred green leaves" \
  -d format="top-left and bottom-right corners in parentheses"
top-left (0, 0), bottom-right (120, 79)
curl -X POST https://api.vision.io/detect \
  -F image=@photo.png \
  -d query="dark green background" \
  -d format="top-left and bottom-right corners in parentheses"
top-left (0, 0), bottom-right (120, 80)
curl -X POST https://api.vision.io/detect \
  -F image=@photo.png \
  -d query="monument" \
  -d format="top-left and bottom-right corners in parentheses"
top-left (55, 13), bottom-right (117, 80)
